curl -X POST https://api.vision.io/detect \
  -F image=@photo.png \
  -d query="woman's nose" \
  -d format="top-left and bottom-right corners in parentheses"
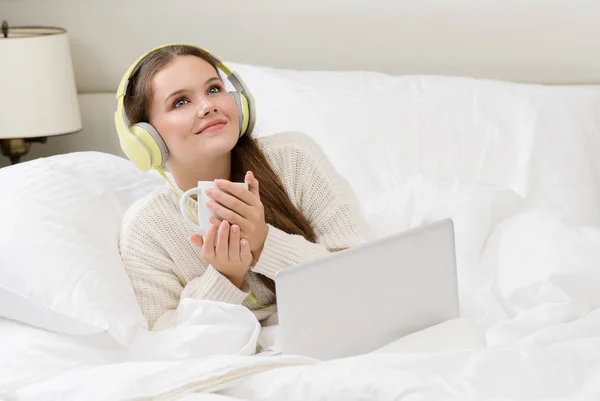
top-left (197, 98), bottom-right (217, 117)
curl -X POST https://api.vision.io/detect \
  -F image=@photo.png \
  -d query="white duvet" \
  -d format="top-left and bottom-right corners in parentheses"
top-left (2, 69), bottom-right (600, 400)
top-left (3, 209), bottom-right (600, 400)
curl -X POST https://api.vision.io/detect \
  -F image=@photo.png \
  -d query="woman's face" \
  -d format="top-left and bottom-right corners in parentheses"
top-left (148, 55), bottom-right (240, 166)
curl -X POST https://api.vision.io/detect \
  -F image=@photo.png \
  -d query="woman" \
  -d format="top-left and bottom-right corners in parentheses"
top-left (118, 44), bottom-right (371, 330)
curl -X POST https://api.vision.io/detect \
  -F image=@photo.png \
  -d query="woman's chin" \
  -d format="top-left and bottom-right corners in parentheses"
top-left (194, 131), bottom-right (239, 155)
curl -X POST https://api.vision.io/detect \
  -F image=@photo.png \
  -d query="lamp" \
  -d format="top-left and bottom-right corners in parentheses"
top-left (0, 20), bottom-right (81, 165)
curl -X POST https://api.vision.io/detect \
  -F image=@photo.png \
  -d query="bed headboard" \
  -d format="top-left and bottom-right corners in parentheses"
top-left (4, 0), bottom-right (600, 91)
top-left (2, 0), bottom-right (600, 168)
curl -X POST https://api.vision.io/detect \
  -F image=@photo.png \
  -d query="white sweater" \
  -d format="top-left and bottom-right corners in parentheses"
top-left (119, 132), bottom-right (371, 330)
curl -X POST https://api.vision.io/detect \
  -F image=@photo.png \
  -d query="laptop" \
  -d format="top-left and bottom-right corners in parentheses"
top-left (274, 218), bottom-right (459, 360)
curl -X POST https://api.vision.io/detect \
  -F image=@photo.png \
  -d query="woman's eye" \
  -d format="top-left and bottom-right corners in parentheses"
top-left (173, 98), bottom-right (189, 108)
top-left (208, 85), bottom-right (221, 95)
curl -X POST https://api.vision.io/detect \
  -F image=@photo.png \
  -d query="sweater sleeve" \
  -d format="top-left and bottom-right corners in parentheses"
top-left (119, 210), bottom-right (249, 330)
top-left (251, 132), bottom-right (372, 280)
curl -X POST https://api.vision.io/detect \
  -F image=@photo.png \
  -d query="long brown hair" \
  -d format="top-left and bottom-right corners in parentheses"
top-left (123, 45), bottom-right (316, 290)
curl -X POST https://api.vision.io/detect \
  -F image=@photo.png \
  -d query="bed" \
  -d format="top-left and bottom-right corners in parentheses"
top-left (2, 2), bottom-right (600, 400)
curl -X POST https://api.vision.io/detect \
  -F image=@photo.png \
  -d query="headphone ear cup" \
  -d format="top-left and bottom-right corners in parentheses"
top-left (229, 91), bottom-right (248, 137)
top-left (129, 122), bottom-right (169, 170)
top-left (118, 129), bottom-right (153, 173)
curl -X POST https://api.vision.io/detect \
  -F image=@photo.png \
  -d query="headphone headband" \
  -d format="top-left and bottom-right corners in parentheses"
top-left (114, 43), bottom-right (256, 172)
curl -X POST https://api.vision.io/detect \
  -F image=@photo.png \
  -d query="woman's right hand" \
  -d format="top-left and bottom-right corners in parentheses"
top-left (190, 220), bottom-right (253, 288)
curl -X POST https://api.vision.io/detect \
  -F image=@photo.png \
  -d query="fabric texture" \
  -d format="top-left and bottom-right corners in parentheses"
top-left (118, 132), bottom-right (371, 330)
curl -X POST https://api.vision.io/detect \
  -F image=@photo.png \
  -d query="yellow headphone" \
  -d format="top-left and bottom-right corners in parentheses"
top-left (114, 43), bottom-right (256, 173)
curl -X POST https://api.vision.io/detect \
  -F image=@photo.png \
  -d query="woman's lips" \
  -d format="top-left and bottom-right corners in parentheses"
top-left (201, 122), bottom-right (226, 133)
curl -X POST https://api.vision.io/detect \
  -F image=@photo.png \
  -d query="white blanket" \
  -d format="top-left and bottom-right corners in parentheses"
top-left (5, 312), bottom-right (600, 400)
top-left (4, 209), bottom-right (600, 400)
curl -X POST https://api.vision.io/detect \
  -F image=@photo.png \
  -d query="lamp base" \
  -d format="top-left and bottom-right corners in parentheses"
top-left (0, 137), bottom-right (47, 165)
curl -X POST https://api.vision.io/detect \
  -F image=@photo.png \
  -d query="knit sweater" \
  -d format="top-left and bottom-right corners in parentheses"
top-left (118, 131), bottom-right (371, 330)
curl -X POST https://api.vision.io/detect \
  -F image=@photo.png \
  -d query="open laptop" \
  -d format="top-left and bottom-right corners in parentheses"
top-left (274, 218), bottom-right (459, 360)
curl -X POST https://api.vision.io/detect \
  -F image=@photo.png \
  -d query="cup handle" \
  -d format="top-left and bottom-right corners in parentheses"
top-left (179, 187), bottom-right (204, 235)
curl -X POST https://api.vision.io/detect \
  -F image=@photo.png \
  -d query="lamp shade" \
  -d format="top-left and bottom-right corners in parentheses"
top-left (0, 25), bottom-right (81, 139)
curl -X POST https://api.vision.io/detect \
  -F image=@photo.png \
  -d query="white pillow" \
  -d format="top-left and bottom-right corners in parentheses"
top-left (228, 63), bottom-right (539, 198)
top-left (228, 63), bottom-right (600, 224)
top-left (518, 86), bottom-right (600, 224)
top-left (0, 152), bottom-right (163, 345)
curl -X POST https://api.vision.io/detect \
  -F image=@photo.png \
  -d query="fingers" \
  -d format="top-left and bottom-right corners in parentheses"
top-left (229, 224), bottom-right (240, 261)
top-left (199, 220), bottom-right (244, 263)
top-left (205, 187), bottom-right (251, 218)
top-left (240, 239), bottom-right (253, 265)
top-left (206, 200), bottom-right (247, 230)
top-left (245, 171), bottom-right (260, 199)
top-left (202, 224), bottom-right (217, 259)
top-left (209, 215), bottom-right (222, 227)
top-left (193, 215), bottom-right (252, 275)
top-left (216, 220), bottom-right (230, 259)
top-left (190, 233), bottom-right (204, 248)
top-left (214, 175), bottom-right (259, 206)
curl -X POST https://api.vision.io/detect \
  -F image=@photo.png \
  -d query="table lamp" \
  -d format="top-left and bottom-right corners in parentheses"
top-left (0, 20), bottom-right (81, 165)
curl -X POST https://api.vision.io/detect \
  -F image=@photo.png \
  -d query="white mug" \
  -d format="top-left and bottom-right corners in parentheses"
top-left (180, 181), bottom-right (249, 235)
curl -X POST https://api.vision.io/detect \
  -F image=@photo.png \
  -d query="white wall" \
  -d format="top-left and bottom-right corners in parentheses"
top-left (3, 0), bottom-right (600, 93)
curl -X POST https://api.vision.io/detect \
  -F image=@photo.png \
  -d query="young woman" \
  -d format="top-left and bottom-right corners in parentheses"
top-left (118, 44), bottom-right (371, 330)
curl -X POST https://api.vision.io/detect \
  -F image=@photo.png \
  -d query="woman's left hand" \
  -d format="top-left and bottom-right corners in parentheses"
top-left (204, 171), bottom-right (268, 257)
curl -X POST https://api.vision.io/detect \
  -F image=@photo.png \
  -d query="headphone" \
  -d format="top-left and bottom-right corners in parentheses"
top-left (114, 43), bottom-right (256, 173)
